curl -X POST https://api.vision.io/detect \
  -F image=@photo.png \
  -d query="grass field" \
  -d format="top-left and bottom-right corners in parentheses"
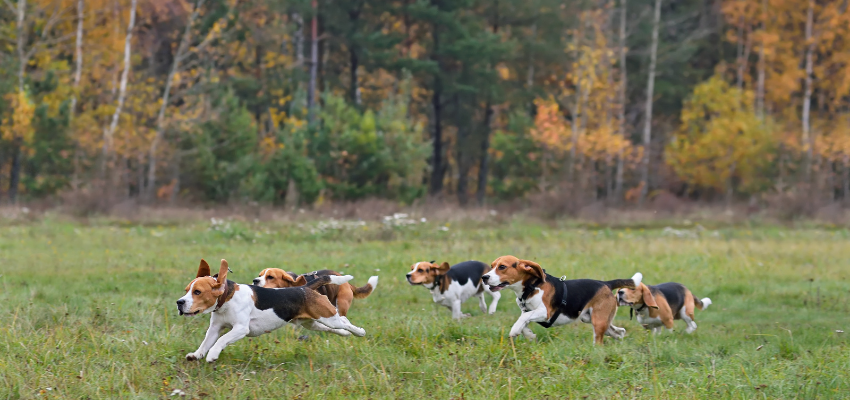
top-left (1, 217), bottom-right (848, 399)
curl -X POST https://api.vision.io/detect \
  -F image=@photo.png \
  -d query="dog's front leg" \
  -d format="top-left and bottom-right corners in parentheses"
top-left (205, 324), bottom-right (249, 363)
top-left (186, 318), bottom-right (225, 361)
top-left (451, 300), bottom-right (469, 320)
top-left (487, 290), bottom-right (501, 315)
top-left (509, 308), bottom-right (547, 339)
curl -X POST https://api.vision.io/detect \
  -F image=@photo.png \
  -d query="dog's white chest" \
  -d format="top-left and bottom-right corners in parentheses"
top-left (432, 280), bottom-right (478, 306)
top-left (247, 308), bottom-right (288, 337)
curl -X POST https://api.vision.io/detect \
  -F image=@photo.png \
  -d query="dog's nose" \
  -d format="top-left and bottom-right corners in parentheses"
top-left (482, 275), bottom-right (490, 283)
top-left (405, 273), bottom-right (411, 278)
top-left (176, 299), bottom-right (185, 306)
top-left (253, 278), bottom-right (261, 284)
top-left (617, 290), bottom-right (624, 295)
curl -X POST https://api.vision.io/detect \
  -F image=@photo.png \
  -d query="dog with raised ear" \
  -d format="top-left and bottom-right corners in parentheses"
top-left (253, 268), bottom-right (378, 318)
top-left (616, 276), bottom-right (712, 334)
top-left (406, 260), bottom-right (501, 320)
top-left (176, 259), bottom-right (367, 363)
top-left (482, 255), bottom-right (640, 345)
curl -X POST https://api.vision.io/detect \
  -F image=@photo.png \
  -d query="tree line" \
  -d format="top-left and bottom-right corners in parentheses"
top-left (0, 0), bottom-right (848, 209)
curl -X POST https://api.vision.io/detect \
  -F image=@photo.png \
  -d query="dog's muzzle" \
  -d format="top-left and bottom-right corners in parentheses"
top-left (252, 278), bottom-right (261, 285)
top-left (616, 291), bottom-right (633, 307)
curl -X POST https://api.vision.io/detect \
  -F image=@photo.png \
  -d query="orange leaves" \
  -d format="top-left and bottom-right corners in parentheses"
top-left (2, 89), bottom-right (35, 145)
top-left (668, 76), bottom-right (773, 192)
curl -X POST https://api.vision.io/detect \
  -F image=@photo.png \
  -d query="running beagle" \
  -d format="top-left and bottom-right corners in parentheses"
top-left (616, 278), bottom-right (712, 334)
top-left (482, 255), bottom-right (639, 345)
top-left (253, 268), bottom-right (378, 317)
top-left (406, 260), bottom-right (501, 320)
top-left (176, 259), bottom-right (366, 363)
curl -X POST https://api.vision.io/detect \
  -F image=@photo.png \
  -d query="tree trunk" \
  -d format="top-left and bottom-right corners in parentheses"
top-left (170, 153), bottom-right (181, 204)
top-left (614, 0), bottom-right (628, 203)
top-left (307, 0), bottom-right (318, 122)
top-left (349, 44), bottom-right (360, 105)
top-left (841, 154), bottom-right (850, 204)
top-left (10, 0), bottom-right (26, 203)
top-left (477, 100), bottom-right (493, 206)
top-left (70, 0), bottom-right (84, 117)
top-left (802, 0), bottom-right (815, 183)
top-left (8, 138), bottom-right (22, 203)
top-left (429, 17), bottom-right (444, 196)
top-left (638, 0), bottom-right (661, 206)
top-left (16, 0), bottom-right (26, 93)
top-left (348, 5), bottom-right (362, 105)
top-left (293, 13), bottom-right (304, 67)
top-left (568, 20), bottom-right (586, 185)
top-left (755, 0), bottom-right (767, 120)
top-left (104, 0), bottom-right (137, 182)
top-left (145, 0), bottom-right (204, 201)
top-left (526, 14), bottom-right (537, 115)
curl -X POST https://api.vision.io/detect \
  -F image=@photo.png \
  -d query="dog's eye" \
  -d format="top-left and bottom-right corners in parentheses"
top-left (268, 276), bottom-right (274, 280)
top-left (193, 290), bottom-right (201, 295)
top-left (499, 265), bottom-right (507, 270)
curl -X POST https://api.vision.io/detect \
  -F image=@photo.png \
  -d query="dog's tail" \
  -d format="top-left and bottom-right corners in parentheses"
top-left (694, 296), bottom-right (712, 310)
top-left (304, 274), bottom-right (354, 291)
top-left (351, 276), bottom-right (379, 299)
top-left (603, 272), bottom-right (642, 290)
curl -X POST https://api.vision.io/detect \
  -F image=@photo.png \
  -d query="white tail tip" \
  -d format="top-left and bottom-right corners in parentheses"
top-left (330, 275), bottom-right (354, 285)
top-left (631, 272), bottom-right (643, 287)
top-left (701, 298), bottom-right (712, 309)
top-left (367, 276), bottom-right (379, 289)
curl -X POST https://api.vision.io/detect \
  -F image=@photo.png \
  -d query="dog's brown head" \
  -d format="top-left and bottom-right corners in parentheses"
top-left (617, 282), bottom-right (659, 309)
top-left (482, 255), bottom-right (544, 292)
top-left (176, 259), bottom-right (229, 316)
top-left (406, 261), bottom-right (450, 286)
top-left (253, 268), bottom-right (301, 288)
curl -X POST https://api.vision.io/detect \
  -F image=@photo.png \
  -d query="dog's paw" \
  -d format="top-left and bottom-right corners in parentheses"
top-left (349, 326), bottom-right (366, 337)
top-left (185, 352), bottom-right (201, 361)
top-left (462, 313), bottom-right (472, 318)
top-left (205, 355), bottom-right (218, 363)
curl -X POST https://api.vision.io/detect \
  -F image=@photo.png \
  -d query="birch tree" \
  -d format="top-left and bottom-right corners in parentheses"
top-left (638, 0), bottom-right (661, 206)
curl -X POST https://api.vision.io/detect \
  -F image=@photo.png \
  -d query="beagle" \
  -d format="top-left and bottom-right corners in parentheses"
top-left (482, 255), bottom-right (639, 345)
top-left (617, 278), bottom-right (712, 334)
top-left (176, 259), bottom-right (366, 363)
top-left (406, 260), bottom-right (501, 320)
top-left (253, 268), bottom-right (378, 317)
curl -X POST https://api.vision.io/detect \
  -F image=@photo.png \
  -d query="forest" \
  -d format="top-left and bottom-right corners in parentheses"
top-left (1, 0), bottom-right (848, 213)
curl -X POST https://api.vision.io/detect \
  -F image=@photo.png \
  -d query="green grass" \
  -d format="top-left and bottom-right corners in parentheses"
top-left (1, 218), bottom-right (848, 399)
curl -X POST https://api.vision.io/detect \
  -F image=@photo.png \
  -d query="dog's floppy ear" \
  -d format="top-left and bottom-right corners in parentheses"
top-left (281, 271), bottom-right (297, 284)
top-left (293, 275), bottom-right (308, 287)
top-left (197, 259), bottom-right (211, 278)
top-left (519, 260), bottom-right (544, 279)
top-left (640, 283), bottom-right (659, 309)
top-left (431, 261), bottom-right (452, 274)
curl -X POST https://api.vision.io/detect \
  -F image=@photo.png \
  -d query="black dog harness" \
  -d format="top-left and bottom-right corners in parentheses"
top-left (630, 303), bottom-right (647, 320)
top-left (521, 274), bottom-right (569, 328)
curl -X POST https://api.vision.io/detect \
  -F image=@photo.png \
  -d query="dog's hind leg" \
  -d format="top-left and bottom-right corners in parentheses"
top-left (298, 320), bottom-right (351, 336)
top-left (315, 314), bottom-right (366, 337)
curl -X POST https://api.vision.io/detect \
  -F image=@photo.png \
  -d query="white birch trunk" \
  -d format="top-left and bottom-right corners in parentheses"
top-left (70, 0), bottom-right (84, 117)
top-left (614, 0), bottom-right (627, 203)
top-left (755, 0), bottom-right (767, 120)
top-left (145, 0), bottom-right (206, 200)
top-left (104, 0), bottom-right (137, 165)
top-left (638, 0), bottom-right (661, 206)
top-left (802, 0), bottom-right (815, 183)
